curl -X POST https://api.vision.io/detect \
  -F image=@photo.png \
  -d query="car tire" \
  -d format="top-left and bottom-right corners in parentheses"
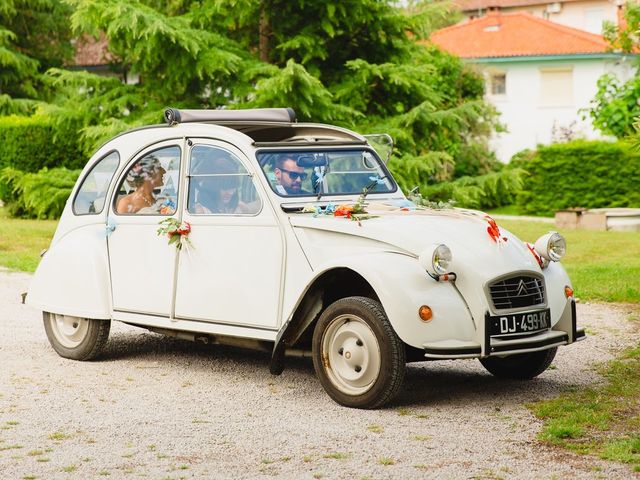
top-left (479, 347), bottom-right (558, 379)
top-left (43, 312), bottom-right (110, 361)
top-left (312, 296), bottom-right (405, 409)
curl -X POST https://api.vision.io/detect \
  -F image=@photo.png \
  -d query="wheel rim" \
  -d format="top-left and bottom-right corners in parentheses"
top-left (321, 314), bottom-right (381, 396)
top-left (48, 314), bottom-right (89, 349)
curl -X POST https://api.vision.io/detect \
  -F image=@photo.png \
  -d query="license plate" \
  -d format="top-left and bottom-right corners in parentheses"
top-left (488, 308), bottom-right (550, 337)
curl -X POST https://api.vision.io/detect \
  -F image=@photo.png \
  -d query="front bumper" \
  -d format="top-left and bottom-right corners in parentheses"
top-left (422, 298), bottom-right (585, 359)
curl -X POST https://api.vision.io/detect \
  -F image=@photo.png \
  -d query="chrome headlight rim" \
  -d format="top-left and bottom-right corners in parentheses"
top-left (534, 231), bottom-right (566, 262)
top-left (419, 243), bottom-right (453, 276)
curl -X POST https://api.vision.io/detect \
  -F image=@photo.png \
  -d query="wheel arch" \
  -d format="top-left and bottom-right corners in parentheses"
top-left (269, 266), bottom-right (379, 374)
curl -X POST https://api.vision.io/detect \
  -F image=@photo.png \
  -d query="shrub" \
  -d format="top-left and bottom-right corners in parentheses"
top-left (0, 115), bottom-right (85, 173)
top-left (0, 167), bottom-right (81, 219)
top-left (515, 140), bottom-right (640, 216)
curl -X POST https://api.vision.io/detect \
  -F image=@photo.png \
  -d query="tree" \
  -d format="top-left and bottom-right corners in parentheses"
top-left (0, 0), bottom-right (73, 113)
top-left (588, 2), bottom-right (640, 138)
top-left (41, 0), bottom-right (516, 207)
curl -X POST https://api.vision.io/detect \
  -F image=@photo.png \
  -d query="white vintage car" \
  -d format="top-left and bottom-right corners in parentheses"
top-left (28, 108), bottom-right (584, 409)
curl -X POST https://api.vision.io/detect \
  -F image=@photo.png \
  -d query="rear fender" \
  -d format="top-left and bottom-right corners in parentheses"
top-left (27, 223), bottom-right (111, 319)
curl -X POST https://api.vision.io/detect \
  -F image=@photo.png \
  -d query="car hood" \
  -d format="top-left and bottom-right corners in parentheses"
top-left (289, 205), bottom-right (543, 279)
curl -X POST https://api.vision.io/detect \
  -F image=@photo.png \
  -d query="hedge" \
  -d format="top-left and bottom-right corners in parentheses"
top-left (515, 140), bottom-right (640, 216)
top-left (0, 166), bottom-right (81, 219)
top-left (0, 115), bottom-right (85, 173)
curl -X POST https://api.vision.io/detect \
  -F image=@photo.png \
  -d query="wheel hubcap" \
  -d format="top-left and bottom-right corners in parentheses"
top-left (322, 314), bottom-right (381, 395)
top-left (49, 314), bottom-right (89, 348)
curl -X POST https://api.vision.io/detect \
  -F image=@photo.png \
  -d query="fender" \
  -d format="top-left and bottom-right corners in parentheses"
top-left (27, 223), bottom-right (111, 319)
top-left (541, 260), bottom-right (572, 327)
top-left (270, 251), bottom-right (475, 373)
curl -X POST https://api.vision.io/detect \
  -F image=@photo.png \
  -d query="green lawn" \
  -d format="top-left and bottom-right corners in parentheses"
top-left (0, 208), bottom-right (57, 272)
top-left (499, 220), bottom-right (640, 304)
top-left (529, 339), bottom-right (640, 472)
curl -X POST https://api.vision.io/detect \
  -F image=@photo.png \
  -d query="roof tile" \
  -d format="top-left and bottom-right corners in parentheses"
top-left (430, 12), bottom-right (609, 58)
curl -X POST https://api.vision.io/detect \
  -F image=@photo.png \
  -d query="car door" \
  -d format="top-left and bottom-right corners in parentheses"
top-left (108, 142), bottom-right (183, 317)
top-left (173, 140), bottom-right (284, 329)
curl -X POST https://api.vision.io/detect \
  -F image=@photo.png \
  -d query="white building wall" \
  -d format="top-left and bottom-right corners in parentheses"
top-left (464, 0), bottom-right (621, 33)
top-left (482, 56), bottom-right (634, 162)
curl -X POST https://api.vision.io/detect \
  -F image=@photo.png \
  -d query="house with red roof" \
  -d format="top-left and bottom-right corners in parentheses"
top-left (455, 0), bottom-right (625, 34)
top-left (430, 11), bottom-right (635, 161)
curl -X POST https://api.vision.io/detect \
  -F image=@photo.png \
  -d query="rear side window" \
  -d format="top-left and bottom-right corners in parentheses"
top-left (73, 151), bottom-right (120, 215)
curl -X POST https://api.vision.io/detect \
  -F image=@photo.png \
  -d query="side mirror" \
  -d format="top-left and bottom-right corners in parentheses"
top-left (364, 134), bottom-right (394, 164)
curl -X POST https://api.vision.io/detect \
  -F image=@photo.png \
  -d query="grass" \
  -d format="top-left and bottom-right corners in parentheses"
top-left (0, 208), bottom-right (56, 272)
top-left (322, 452), bottom-right (350, 460)
top-left (528, 343), bottom-right (640, 471)
top-left (487, 204), bottom-right (547, 217)
top-left (48, 431), bottom-right (71, 441)
top-left (499, 219), bottom-right (640, 304)
top-left (367, 424), bottom-right (383, 433)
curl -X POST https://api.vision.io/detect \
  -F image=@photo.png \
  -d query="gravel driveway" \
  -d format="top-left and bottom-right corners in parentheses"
top-left (1, 270), bottom-right (638, 479)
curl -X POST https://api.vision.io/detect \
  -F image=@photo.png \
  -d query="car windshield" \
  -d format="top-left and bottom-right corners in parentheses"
top-left (257, 149), bottom-right (396, 197)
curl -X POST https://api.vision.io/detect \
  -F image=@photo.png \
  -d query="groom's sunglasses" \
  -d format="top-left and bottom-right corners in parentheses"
top-left (280, 168), bottom-right (308, 181)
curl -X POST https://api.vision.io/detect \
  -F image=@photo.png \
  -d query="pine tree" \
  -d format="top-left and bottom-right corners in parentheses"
top-left (0, 0), bottom-right (73, 113)
top-left (33, 0), bottom-right (520, 207)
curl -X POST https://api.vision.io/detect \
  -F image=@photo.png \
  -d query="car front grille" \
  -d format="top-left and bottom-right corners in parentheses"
top-left (488, 275), bottom-right (545, 311)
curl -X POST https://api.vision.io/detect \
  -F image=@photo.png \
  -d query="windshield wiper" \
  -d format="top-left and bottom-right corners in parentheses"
top-left (360, 175), bottom-right (387, 202)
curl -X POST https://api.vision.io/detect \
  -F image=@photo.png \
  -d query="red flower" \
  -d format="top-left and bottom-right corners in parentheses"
top-left (526, 243), bottom-right (544, 268)
top-left (485, 216), bottom-right (507, 243)
top-left (177, 222), bottom-right (191, 235)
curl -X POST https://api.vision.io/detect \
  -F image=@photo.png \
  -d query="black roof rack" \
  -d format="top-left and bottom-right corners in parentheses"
top-left (164, 107), bottom-right (296, 125)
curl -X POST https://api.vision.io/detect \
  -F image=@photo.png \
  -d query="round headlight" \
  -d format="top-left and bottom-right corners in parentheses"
top-left (419, 244), bottom-right (453, 276)
top-left (534, 232), bottom-right (566, 262)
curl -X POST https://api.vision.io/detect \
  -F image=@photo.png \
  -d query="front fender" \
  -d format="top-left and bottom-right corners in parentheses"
top-left (326, 252), bottom-right (476, 348)
top-left (28, 223), bottom-right (111, 319)
top-left (276, 251), bottom-right (475, 351)
top-left (542, 261), bottom-right (572, 328)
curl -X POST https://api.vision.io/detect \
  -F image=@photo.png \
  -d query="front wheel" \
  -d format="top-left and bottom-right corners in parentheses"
top-left (312, 296), bottom-right (405, 409)
top-left (479, 347), bottom-right (558, 379)
top-left (43, 312), bottom-right (110, 361)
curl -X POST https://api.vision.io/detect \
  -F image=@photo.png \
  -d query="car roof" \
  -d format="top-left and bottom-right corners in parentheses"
top-left (163, 107), bottom-right (368, 145)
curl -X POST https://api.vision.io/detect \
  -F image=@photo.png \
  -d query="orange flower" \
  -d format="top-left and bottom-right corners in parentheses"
top-left (485, 216), bottom-right (507, 243)
top-left (334, 205), bottom-right (354, 218)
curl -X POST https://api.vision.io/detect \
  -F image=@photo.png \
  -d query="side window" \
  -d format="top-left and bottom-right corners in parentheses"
top-left (73, 151), bottom-right (120, 215)
top-left (114, 146), bottom-right (180, 215)
top-left (188, 145), bottom-right (262, 215)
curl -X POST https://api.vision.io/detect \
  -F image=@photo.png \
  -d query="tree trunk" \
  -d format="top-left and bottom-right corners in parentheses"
top-left (258, 4), bottom-right (270, 63)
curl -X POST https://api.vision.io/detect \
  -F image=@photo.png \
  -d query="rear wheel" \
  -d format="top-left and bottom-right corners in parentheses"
top-left (43, 312), bottom-right (110, 360)
top-left (312, 296), bottom-right (405, 409)
top-left (479, 347), bottom-right (558, 379)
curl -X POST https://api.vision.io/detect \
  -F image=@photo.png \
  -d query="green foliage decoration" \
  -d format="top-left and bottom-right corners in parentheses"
top-left (515, 141), bottom-right (640, 216)
top-left (0, 166), bottom-right (81, 219)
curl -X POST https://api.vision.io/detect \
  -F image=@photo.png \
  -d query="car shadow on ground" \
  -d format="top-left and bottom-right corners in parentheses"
top-left (396, 363), bottom-right (566, 407)
top-left (96, 329), bottom-right (569, 408)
